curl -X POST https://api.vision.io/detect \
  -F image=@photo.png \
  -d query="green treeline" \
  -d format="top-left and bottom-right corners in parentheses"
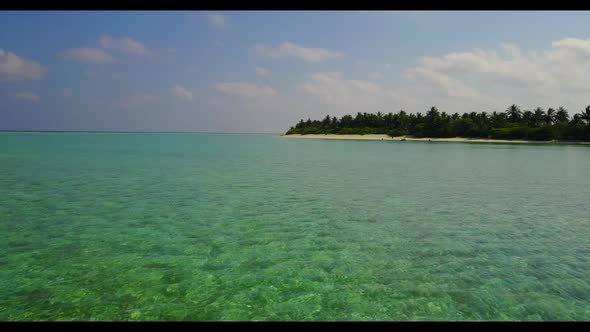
top-left (285, 105), bottom-right (590, 141)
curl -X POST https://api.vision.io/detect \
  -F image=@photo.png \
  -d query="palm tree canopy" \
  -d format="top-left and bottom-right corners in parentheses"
top-left (287, 104), bottom-right (590, 140)
top-left (505, 104), bottom-right (522, 122)
top-left (578, 105), bottom-right (590, 124)
top-left (555, 107), bottom-right (569, 123)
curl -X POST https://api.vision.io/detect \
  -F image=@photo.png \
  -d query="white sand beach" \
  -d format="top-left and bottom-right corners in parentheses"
top-left (282, 134), bottom-right (590, 145)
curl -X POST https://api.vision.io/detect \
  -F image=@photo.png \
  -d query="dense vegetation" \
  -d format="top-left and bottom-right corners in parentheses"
top-left (286, 105), bottom-right (590, 141)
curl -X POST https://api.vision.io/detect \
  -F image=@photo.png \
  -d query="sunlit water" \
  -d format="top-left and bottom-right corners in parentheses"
top-left (1, 132), bottom-right (590, 321)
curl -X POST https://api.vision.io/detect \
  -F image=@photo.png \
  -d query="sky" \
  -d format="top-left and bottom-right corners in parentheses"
top-left (2, 11), bottom-right (590, 133)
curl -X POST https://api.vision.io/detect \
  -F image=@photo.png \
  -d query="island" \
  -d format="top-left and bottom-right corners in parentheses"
top-left (283, 105), bottom-right (590, 144)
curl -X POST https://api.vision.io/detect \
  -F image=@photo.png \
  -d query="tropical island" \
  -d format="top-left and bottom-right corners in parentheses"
top-left (284, 105), bottom-right (590, 143)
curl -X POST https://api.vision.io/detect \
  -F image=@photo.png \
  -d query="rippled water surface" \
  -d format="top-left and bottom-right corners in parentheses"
top-left (1, 132), bottom-right (590, 320)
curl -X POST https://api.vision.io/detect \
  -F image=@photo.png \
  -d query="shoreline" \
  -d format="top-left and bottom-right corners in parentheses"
top-left (282, 134), bottom-right (590, 145)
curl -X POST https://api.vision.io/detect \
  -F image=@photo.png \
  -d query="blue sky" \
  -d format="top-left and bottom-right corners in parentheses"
top-left (2, 11), bottom-right (590, 132)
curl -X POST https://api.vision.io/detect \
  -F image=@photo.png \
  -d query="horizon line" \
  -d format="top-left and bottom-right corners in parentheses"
top-left (0, 130), bottom-right (284, 135)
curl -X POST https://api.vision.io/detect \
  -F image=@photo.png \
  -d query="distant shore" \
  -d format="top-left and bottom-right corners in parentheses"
top-left (282, 134), bottom-right (590, 145)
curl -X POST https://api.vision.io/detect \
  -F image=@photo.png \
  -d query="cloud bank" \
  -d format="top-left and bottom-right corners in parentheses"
top-left (255, 42), bottom-right (342, 63)
top-left (0, 50), bottom-right (46, 80)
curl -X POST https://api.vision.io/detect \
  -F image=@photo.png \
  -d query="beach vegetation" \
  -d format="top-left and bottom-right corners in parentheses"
top-left (285, 105), bottom-right (590, 141)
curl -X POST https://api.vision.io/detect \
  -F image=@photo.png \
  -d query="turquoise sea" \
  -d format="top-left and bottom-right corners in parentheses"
top-left (1, 132), bottom-right (590, 321)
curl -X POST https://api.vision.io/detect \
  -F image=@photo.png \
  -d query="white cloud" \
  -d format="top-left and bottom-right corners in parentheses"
top-left (14, 92), bottom-right (40, 103)
top-left (62, 48), bottom-right (114, 63)
top-left (207, 74), bottom-right (416, 133)
top-left (208, 13), bottom-right (228, 28)
top-left (206, 36), bottom-right (590, 133)
top-left (406, 67), bottom-right (481, 98)
top-left (171, 84), bottom-right (193, 102)
top-left (255, 42), bottom-right (342, 63)
top-left (298, 72), bottom-right (415, 113)
top-left (65, 36), bottom-right (172, 64)
top-left (0, 50), bottom-right (46, 81)
top-left (216, 82), bottom-right (277, 98)
top-left (404, 37), bottom-right (590, 109)
top-left (255, 66), bottom-right (271, 78)
top-left (551, 38), bottom-right (590, 57)
top-left (99, 35), bottom-right (148, 56)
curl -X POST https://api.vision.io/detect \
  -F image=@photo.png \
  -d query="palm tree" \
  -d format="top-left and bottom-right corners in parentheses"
top-left (505, 104), bottom-right (522, 123)
top-left (545, 108), bottom-right (556, 125)
top-left (340, 114), bottom-right (353, 128)
top-left (555, 107), bottom-right (569, 124)
top-left (474, 112), bottom-right (488, 127)
top-left (322, 115), bottom-right (332, 128)
top-left (490, 111), bottom-right (507, 127)
top-left (522, 110), bottom-right (534, 127)
top-left (576, 105), bottom-right (590, 125)
top-left (533, 107), bottom-right (545, 127)
top-left (426, 106), bottom-right (440, 119)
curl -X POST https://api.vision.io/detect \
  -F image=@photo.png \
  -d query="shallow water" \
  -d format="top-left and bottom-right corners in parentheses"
top-left (1, 132), bottom-right (590, 321)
